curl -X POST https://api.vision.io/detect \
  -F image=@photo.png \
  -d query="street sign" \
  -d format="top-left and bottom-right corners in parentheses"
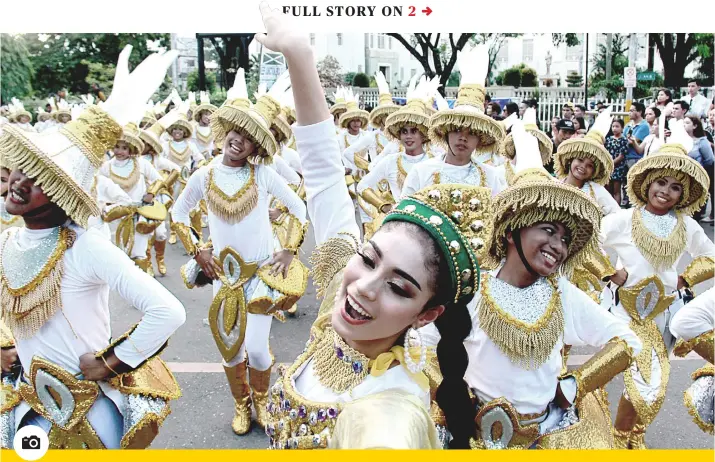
top-left (637, 71), bottom-right (657, 81)
top-left (259, 52), bottom-right (286, 89)
top-left (624, 66), bottom-right (637, 88)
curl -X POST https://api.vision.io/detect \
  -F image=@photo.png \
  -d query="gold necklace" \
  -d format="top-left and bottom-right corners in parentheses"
top-left (109, 158), bottom-right (140, 192)
top-left (168, 142), bottom-right (190, 165)
top-left (477, 273), bottom-right (564, 370)
top-left (196, 126), bottom-right (213, 144)
top-left (432, 161), bottom-right (487, 187)
top-left (631, 207), bottom-right (686, 271)
top-left (312, 327), bottom-right (372, 393)
top-left (205, 165), bottom-right (259, 224)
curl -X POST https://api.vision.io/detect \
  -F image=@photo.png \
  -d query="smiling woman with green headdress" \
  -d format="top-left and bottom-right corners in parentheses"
top-left (252, 2), bottom-right (493, 450)
top-left (421, 120), bottom-right (642, 449)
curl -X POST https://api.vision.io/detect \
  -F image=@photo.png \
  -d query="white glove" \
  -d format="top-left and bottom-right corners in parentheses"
top-left (103, 45), bottom-right (179, 127)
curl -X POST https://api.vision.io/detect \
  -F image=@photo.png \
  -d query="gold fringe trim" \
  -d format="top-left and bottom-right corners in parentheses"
top-left (0, 129), bottom-right (99, 228)
top-left (210, 104), bottom-right (278, 161)
top-left (554, 138), bottom-right (614, 186)
top-left (204, 165), bottom-right (258, 224)
top-left (272, 114), bottom-right (292, 145)
top-left (309, 233), bottom-right (359, 299)
top-left (384, 111), bottom-right (430, 141)
top-left (312, 328), bottom-right (370, 393)
top-left (499, 128), bottom-right (553, 165)
top-left (487, 181), bottom-right (601, 275)
top-left (109, 158), bottom-right (141, 192)
top-left (339, 110), bottom-right (369, 129)
top-left (478, 274), bottom-right (564, 370)
top-left (0, 227), bottom-right (76, 340)
top-left (682, 256), bottom-right (715, 288)
top-left (626, 153), bottom-right (710, 216)
top-left (369, 105), bottom-right (399, 128)
top-left (167, 142), bottom-right (191, 166)
top-left (428, 110), bottom-right (506, 154)
top-left (396, 155), bottom-right (408, 191)
top-left (195, 126), bottom-right (214, 145)
top-left (631, 207), bottom-right (686, 271)
top-left (61, 105), bottom-right (123, 168)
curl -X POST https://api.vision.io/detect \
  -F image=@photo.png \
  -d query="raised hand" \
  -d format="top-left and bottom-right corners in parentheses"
top-left (254, 1), bottom-right (310, 57)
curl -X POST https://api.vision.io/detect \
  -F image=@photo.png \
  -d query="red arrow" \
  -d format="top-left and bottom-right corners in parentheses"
top-left (422, 6), bottom-right (432, 15)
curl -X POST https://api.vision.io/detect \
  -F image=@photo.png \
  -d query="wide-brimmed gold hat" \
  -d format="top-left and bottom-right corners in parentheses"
top-left (193, 91), bottom-right (218, 122)
top-left (383, 74), bottom-right (432, 141)
top-left (329, 86), bottom-right (348, 117)
top-left (8, 98), bottom-right (32, 123)
top-left (554, 107), bottom-right (614, 186)
top-left (486, 120), bottom-right (601, 274)
top-left (626, 119), bottom-right (709, 216)
top-left (119, 122), bottom-right (145, 155)
top-left (368, 71), bottom-right (399, 129)
top-left (428, 45), bottom-right (505, 154)
top-left (338, 90), bottom-right (369, 129)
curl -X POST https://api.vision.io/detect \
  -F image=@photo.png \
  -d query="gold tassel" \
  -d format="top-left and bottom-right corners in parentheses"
top-left (204, 166), bottom-right (258, 224)
top-left (0, 228), bottom-right (76, 339)
top-left (0, 132), bottom-right (99, 228)
top-left (631, 208), bottom-right (686, 271)
top-left (210, 106), bottom-right (278, 159)
top-left (167, 143), bottom-right (191, 166)
top-left (309, 234), bottom-right (358, 299)
top-left (477, 274), bottom-right (564, 370)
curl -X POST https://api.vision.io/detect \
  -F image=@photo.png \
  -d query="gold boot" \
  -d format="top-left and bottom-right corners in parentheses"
top-left (629, 423), bottom-right (648, 449)
top-left (132, 257), bottom-right (151, 274)
top-left (224, 361), bottom-right (252, 435)
top-left (613, 395), bottom-right (638, 449)
top-left (249, 365), bottom-right (273, 429)
top-left (154, 239), bottom-right (168, 276)
top-left (168, 231), bottom-right (177, 245)
top-left (145, 240), bottom-right (155, 277)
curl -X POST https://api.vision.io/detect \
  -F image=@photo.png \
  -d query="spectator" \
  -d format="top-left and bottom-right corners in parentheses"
top-left (631, 107), bottom-right (662, 157)
top-left (519, 101), bottom-right (529, 117)
top-left (605, 119), bottom-right (629, 206)
top-left (653, 88), bottom-right (673, 116)
top-left (682, 79), bottom-right (710, 120)
top-left (553, 119), bottom-right (575, 150)
top-left (672, 100), bottom-right (689, 121)
top-left (596, 101), bottom-right (606, 113)
top-left (487, 101), bottom-right (502, 118)
top-left (504, 102), bottom-right (519, 118)
top-left (549, 116), bottom-right (560, 140)
top-left (683, 115), bottom-right (714, 222)
top-left (624, 101), bottom-right (650, 165)
top-left (562, 103), bottom-right (574, 120)
top-left (573, 116), bottom-right (586, 137)
top-left (484, 93), bottom-right (492, 112)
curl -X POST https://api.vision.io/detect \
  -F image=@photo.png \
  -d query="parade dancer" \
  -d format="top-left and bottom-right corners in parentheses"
top-left (0, 46), bottom-right (185, 450)
top-left (171, 67), bottom-right (309, 435)
top-left (330, 87), bottom-right (348, 131)
top-left (192, 91), bottom-right (218, 160)
top-left (356, 75), bottom-right (437, 239)
top-left (670, 287), bottom-right (714, 435)
top-left (498, 108), bottom-right (552, 185)
top-left (7, 99), bottom-right (36, 133)
top-left (254, 3), bottom-right (491, 449)
top-left (366, 71), bottom-right (400, 160)
top-left (402, 45), bottom-right (507, 200)
top-left (593, 121), bottom-right (714, 449)
top-left (421, 121), bottom-right (642, 449)
top-left (34, 106), bottom-right (54, 133)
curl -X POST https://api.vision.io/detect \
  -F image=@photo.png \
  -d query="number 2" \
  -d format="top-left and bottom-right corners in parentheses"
top-left (408, 6), bottom-right (416, 16)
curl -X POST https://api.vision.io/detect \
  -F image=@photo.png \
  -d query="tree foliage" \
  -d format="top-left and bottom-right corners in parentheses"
top-left (317, 55), bottom-right (344, 88)
top-left (352, 73), bottom-right (370, 87)
top-left (495, 63), bottom-right (538, 88)
top-left (566, 71), bottom-right (583, 87)
top-left (1, 34), bottom-right (34, 103)
top-left (187, 69), bottom-right (218, 93)
top-left (651, 34), bottom-right (714, 88)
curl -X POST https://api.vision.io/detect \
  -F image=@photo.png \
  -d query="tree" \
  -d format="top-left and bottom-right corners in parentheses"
top-left (495, 63), bottom-right (538, 88)
top-left (1, 34), bottom-right (34, 102)
top-left (316, 55), bottom-right (343, 88)
top-left (651, 34), bottom-right (714, 88)
top-left (470, 34), bottom-right (524, 84)
top-left (521, 68), bottom-right (538, 87)
top-left (343, 72), bottom-right (356, 85)
top-left (187, 69), bottom-right (217, 92)
top-left (352, 73), bottom-right (370, 87)
top-left (566, 71), bottom-right (583, 87)
top-left (83, 60), bottom-right (115, 94)
top-left (447, 72), bottom-right (460, 87)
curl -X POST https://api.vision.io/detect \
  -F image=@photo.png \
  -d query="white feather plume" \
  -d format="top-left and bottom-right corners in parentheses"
top-left (502, 113), bottom-right (519, 131)
top-left (457, 44), bottom-right (490, 86)
top-left (511, 119), bottom-right (543, 173)
top-left (226, 68), bottom-right (249, 101)
top-left (523, 107), bottom-right (538, 126)
top-left (666, 119), bottom-right (694, 153)
top-left (590, 106), bottom-right (613, 136)
top-left (268, 70), bottom-right (292, 98)
top-left (434, 92), bottom-right (450, 111)
top-left (405, 73), bottom-right (422, 101)
top-left (375, 71), bottom-right (390, 94)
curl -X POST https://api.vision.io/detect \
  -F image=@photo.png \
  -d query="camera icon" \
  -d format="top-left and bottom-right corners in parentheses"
top-left (22, 435), bottom-right (41, 450)
top-left (13, 425), bottom-right (49, 460)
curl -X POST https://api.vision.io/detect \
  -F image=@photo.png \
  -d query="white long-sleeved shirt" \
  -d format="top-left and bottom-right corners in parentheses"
top-left (209, 154), bottom-right (300, 187)
top-left (0, 223), bottom-right (185, 380)
top-left (357, 151), bottom-right (431, 201)
top-left (142, 154), bottom-right (180, 173)
top-left (579, 181), bottom-right (620, 216)
top-left (340, 130), bottom-right (375, 171)
top-left (280, 145), bottom-right (302, 174)
top-left (160, 139), bottom-right (204, 170)
top-left (400, 156), bottom-right (507, 200)
top-left (669, 287), bottom-right (714, 341)
top-left (421, 272), bottom-right (642, 415)
top-left (172, 162), bottom-right (306, 262)
top-left (98, 157), bottom-right (163, 202)
top-left (192, 125), bottom-right (215, 159)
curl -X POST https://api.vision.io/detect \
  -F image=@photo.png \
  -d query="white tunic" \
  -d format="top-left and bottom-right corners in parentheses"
top-left (98, 157), bottom-right (163, 203)
top-left (578, 180), bottom-right (620, 216)
top-left (670, 287), bottom-right (715, 341)
top-left (280, 145), bottom-right (303, 174)
top-left (141, 154), bottom-right (180, 173)
top-left (160, 139), bottom-right (204, 170)
top-left (400, 156), bottom-right (507, 200)
top-left (192, 125), bottom-right (215, 159)
top-left (210, 154), bottom-right (301, 187)
top-left (291, 116), bottom-right (429, 407)
top-left (421, 271), bottom-right (642, 415)
top-left (357, 151), bottom-right (431, 201)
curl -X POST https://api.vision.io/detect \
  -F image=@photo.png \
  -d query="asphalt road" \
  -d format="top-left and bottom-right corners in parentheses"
top-left (107, 220), bottom-right (715, 449)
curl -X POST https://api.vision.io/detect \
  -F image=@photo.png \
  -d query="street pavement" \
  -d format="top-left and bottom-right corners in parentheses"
top-left (107, 221), bottom-right (715, 449)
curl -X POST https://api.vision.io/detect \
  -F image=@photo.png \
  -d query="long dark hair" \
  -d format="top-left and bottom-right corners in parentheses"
top-left (380, 221), bottom-right (476, 449)
top-left (686, 115), bottom-right (706, 138)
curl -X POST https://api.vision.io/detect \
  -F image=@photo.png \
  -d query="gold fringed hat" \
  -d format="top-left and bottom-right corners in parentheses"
top-left (428, 45), bottom-right (505, 153)
top-left (141, 101), bottom-right (157, 127)
top-left (165, 103), bottom-right (194, 139)
top-left (8, 98), bottom-right (32, 123)
top-left (119, 122), bottom-right (145, 155)
top-left (140, 107), bottom-right (184, 155)
top-left (329, 86), bottom-right (348, 117)
top-left (499, 108), bottom-right (553, 165)
top-left (626, 119), bottom-right (710, 216)
top-left (554, 107), bottom-right (614, 186)
top-left (0, 105), bottom-right (122, 227)
top-left (211, 68), bottom-right (283, 163)
top-left (487, 120), bottom-right (601, 274)
top-left (383, 73), bottom-right (432, 141)
top-left (256, 83), bottom-right (292, 145)
top-left (53, 99), bottom-right (72, 121)
top-left (36, 106), bottom-right (52, 122)
top-left (368, 71), bottom-right (399, 129)
top-left (338, 90), bottom-right (370, 129)
top-left (193, 91), bottom-right (218, 122)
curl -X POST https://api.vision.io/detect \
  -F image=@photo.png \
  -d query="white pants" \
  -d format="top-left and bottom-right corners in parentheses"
top-left (154, 222), bottom-right (168, 242)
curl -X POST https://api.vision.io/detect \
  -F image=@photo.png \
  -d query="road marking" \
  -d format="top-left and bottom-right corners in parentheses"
top-left (166, 352), bottom-right (703, 373)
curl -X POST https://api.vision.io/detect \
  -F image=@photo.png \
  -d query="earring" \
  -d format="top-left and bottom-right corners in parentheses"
top-left (404, 326), bottom-right (427, 374)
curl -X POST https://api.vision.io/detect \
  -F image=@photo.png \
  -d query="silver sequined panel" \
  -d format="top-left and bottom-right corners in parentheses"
top-left (640, 208), bottom-right (677, 238)
top-left (2, 227), bottom-right (61, 290)
top-left (688, 376), bottom-right (714, 426)
top-left (488, 277), bottom-right (553, 324)
top-left (123, 394), bottom-right (168, 436)
top-left (213, 164), bottom-right (251, 196)
top-left (0, 376), bottom-right (16, 449)
top-left (440, 164), bottom-right (482, 186)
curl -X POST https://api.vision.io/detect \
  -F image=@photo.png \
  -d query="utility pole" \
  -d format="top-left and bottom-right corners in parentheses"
top-left (605, 33), bottom-right (613, 80)
top-left (625, 33), bottom-right (638, 123)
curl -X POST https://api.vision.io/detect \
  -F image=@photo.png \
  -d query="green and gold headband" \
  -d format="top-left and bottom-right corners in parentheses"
top-left (383, 184), bottom-right (493, 304)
